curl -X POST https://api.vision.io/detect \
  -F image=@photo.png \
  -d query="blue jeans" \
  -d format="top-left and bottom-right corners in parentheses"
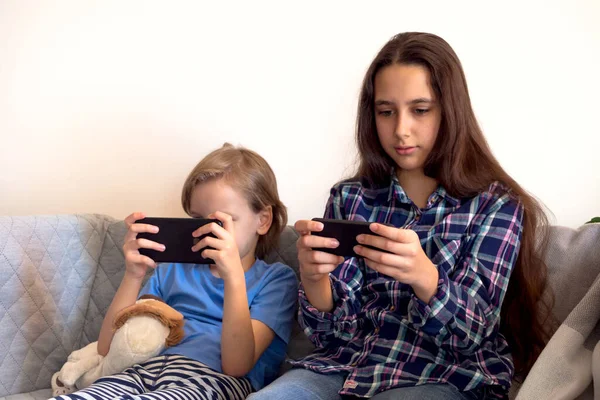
top-left (248, 368), bottom-right (483, 399)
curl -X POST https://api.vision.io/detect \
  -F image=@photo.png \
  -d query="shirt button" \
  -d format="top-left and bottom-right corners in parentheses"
top-left (374, 327), bottom-right (380, 334)
top-left (390, 305), bottom-right (396, 312)
top-left (415, 214), bottom-right (421, 221)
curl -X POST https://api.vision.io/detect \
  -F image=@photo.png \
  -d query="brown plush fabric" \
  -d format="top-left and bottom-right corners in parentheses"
top-left (113, 300), bottom-right (185, 347)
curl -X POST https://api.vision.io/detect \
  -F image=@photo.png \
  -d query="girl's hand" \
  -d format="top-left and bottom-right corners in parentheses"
top-left (355, 223), bottom-right (439, 303)
top-left (122, 212), bottom-right (165, 280)
top-left (191, 211), bottom-right (243, 282)
top-left (295, 219), bottom-right (344, 285)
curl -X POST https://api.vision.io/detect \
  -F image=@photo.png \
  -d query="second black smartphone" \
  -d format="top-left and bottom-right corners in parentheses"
top-left (311, 218), bottom-right (388, 258)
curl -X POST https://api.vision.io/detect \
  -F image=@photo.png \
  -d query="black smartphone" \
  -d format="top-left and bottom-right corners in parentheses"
top-left (311, 218), bottom-right (389, 258)
top-left (136, 217), bottom-right (222, 264)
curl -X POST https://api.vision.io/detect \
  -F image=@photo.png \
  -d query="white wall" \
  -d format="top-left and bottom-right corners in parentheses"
top-left (1, 0), bottom-right (599, 227)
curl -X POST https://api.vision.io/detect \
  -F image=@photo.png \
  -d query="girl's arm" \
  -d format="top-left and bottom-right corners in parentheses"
top-left (296, 185), bottom-right (366, 348)
top-left (357, 191), bottom-right (524, 354)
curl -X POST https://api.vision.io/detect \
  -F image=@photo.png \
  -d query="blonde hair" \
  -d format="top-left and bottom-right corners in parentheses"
top-left (181, 143), bottom-right (287, 259)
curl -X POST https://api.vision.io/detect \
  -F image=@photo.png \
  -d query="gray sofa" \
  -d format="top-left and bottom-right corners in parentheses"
top-left (1, 214), bottom-right (598, 399)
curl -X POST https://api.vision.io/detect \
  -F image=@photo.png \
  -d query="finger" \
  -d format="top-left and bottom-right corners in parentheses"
top-left (124, 212), bottom-right (145, 228)
top-left (356, 233), bottom-right (399, 254)
top-left (192, 221), bottom-right (226, 240)
top-left (125, 238), bottom-right (165, 252)
top-left (201, 248), bottom-right (218, 263)
top-left (191, 236), bottom-right (221, 252)
top-left (354, 245), bottom-right (404, 267)
top-left (300, 262), bottom-right (338, 277)
top-left (211, 211), bottom-right (234, 234)
top-left (298, 248), bottom-right (344, 266)
top-left (370, 224), bottom-right (418, 244)
top-left (297, 234), bottom-right (339, 251)
top-left (124, 221), bottom-right (158, 243)
top-left (192, 223), bottom-right (213, 237)
top-left (294, 220), bottom-right (324, 235)
top-left (356, 234), bottom-right (416, 256)
top-left (129, 223), bottom-right (159, 234)
top-left (364, 259), bottom-right (401, 281)
top-left (126, 253), bottom-right (157, 269)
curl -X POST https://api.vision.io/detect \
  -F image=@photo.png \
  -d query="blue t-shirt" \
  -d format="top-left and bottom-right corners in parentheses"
top-left (138, 259), bottom-right (298, 390)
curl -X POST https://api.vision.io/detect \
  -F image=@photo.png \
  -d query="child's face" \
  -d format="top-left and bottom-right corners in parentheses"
top-left (374, 63), bottom-right (441, 174)
top-left (188, 179), bottom-right (265, 262)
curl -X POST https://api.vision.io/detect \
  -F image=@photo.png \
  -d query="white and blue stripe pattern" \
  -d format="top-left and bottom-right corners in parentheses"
top-left (53, 355), bottom-right (253, 400)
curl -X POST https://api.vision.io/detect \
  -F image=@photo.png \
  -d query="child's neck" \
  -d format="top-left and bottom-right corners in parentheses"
top-left (396, 168), bottom-right (438, 209)
top-left (240, 252), bottom-right (257, 271)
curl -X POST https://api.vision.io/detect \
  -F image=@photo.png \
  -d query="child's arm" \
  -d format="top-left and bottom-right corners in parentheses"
top-left (221, 265), bottom-right (298, 377)
top-left (192, 211), bottom-right (290, 377)
top-left (97, 275), bottom-right (143, 356)
top-left (97, 212), bottom-right (164, 356)
top-left (221, 278), bottom-right (274, 376)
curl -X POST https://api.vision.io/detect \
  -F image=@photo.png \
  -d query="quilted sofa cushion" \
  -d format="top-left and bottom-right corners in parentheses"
top-left (0, 215), bottom-right (115, 396)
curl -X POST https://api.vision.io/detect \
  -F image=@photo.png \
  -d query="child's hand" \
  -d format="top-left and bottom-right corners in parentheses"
top-left (191, 211), bottom-right (244, 282)
top-left (295, 219), bottom-right (344, 285)
top-left (354, 223), bottom-right (439, 303)
top-left (122, 212), bottom-right (165, 280)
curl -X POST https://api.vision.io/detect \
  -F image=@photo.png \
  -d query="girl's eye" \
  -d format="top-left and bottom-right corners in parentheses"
top-left (377, 110), bottom-right (394, 117)
top-left (414, 108), bottom-right (429, 115)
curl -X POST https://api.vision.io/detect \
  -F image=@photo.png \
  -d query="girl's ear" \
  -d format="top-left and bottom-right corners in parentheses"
top-left (256, 205), bottom-right (273, 236)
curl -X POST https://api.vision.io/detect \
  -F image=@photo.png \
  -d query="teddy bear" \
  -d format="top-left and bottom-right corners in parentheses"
top-left (51, 295), bottom-right (185, 396)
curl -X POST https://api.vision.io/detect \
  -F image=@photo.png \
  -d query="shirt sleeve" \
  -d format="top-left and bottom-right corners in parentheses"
top-left (249, 264), bottom-right (299, 344)
top-left (407, 194), bottom-right (524, 354)
top-left (298, 184), bottom-right (365, 348)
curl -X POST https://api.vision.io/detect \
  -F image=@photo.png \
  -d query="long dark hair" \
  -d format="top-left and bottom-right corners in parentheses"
top-left (355, 32), bottom-right (552, 377)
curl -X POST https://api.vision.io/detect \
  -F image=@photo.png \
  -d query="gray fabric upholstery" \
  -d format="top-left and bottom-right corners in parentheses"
top-left (1, 389), bottom-right (52, 400)
top-left (0, 215), bottom-right (114, 397)
top-left (1, 214), bottom-right (598, 398)
top-left (516, 223), bottom-right (600, 400)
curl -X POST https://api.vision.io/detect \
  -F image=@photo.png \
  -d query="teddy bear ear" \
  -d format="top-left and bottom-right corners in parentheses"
top-left (138, 294), bottom-right (165, 302)
top-left (165, 318), bottom-right (185, 347)
top-left (113, 299), bottom-right (184, 331)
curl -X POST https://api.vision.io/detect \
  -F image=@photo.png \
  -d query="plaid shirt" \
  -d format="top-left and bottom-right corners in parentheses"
top-left (291, 175), bottom-right (524, 398)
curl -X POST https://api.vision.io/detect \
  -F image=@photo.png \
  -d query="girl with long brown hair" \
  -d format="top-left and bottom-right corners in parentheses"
top-left (250, 32), bottom-right (551, 399)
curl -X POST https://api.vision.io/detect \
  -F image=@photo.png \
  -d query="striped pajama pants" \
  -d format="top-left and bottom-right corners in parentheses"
top-left (52, 355), bottom-right (254, 400)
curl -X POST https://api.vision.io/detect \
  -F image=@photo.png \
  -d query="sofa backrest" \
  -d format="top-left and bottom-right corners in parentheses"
top-left (542, 223), bottom-right (600, 326)
top-left (2, 213), bottom-right (596, 396)
top-left (0, 214), bottom-right (115, 396)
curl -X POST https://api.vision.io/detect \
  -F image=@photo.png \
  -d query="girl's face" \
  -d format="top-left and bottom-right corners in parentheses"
top-left (374, 63), bottom-right (441, 175)
top-left (189, 178), bottom-right (269, 264)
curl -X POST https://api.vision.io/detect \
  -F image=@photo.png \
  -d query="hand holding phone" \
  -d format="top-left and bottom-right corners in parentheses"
top-left (189, 211), bottom-right (245, 282)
